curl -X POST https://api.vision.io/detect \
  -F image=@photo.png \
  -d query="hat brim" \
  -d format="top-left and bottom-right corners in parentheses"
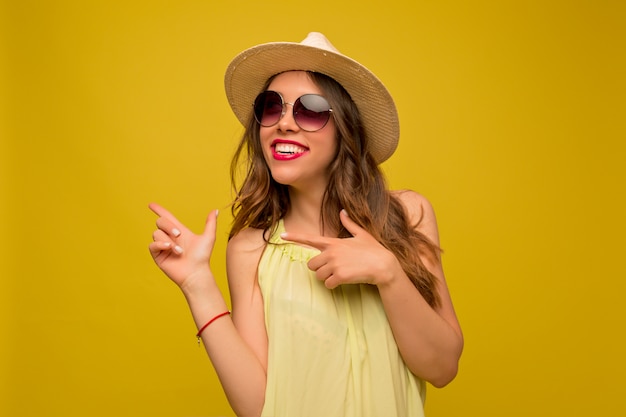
top-left (224, 42), bottom-right (399, 164)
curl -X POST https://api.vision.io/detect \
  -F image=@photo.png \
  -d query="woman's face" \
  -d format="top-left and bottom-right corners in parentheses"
top-left (258, 71), bottom-right (338, 193)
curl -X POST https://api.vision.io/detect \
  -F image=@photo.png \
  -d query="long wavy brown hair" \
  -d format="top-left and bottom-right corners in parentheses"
top-left (228, 71), bottom-right (441, 308)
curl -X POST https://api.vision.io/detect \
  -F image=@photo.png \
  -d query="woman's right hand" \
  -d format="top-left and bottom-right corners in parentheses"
top-left (148, 202), bottom-right (219, 292)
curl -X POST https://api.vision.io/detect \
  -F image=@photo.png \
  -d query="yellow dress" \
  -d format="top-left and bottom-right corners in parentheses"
top-left (258, 220), bottom-right (426, 417)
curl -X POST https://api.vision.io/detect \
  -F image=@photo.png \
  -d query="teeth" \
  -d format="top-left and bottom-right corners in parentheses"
top-left (275, 143), bottom-right (306, 154)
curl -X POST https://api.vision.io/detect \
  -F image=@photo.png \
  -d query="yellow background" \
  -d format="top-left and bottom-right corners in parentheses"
top-left (2, 0), bottom-right (625, 416)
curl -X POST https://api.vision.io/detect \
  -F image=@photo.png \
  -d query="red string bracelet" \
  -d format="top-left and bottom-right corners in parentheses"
top-left (196, 311), bottom-right (230, 346)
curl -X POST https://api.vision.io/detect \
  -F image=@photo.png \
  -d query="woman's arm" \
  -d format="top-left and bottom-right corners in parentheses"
top-left (376, 190), bottom-right (464, 387)
top-left (221, 226), bottom-right (269, 411)
top-left (148, 203), bottom-right (268, 416)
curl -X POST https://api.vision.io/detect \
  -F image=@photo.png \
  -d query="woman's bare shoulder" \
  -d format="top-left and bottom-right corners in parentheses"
top-left (391, 189), bottom-right (440, 243)
top-left (391, 189), bottom-right (435, 220)
top-left (226, 227), bottom-right (267, 283)
top-left (227, 226), bottom-right (267, 253)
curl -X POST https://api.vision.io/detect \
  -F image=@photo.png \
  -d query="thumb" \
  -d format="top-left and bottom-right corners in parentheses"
top-left (339, 209), bottom-right (365, 237)
top-left (202, 209), bottom-right (219, 239)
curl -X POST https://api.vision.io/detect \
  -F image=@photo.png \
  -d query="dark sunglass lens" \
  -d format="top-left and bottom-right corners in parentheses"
top-left (294, 94), bottom-right (331, 131)
top-left (254, 91), bottom-right (283, 126)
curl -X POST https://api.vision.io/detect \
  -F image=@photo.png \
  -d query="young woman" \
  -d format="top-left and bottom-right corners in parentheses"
top-left (149, 32), bottom-right (463, 417)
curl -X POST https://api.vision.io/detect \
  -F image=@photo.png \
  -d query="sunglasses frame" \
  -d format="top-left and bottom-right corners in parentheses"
top-left (253, 90), bottom-right (334, 132)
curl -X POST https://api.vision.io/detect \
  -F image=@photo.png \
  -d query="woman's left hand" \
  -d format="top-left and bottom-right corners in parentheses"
top-left (280, 210), bottom-right (401, 289)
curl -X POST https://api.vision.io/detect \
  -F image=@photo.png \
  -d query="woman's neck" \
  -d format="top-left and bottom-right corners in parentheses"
top-left (283, 186), bottom-right (336, 236)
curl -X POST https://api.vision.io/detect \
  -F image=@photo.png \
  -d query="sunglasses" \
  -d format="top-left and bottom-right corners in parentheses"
top-left (253, 90), bottom-right (333, 132)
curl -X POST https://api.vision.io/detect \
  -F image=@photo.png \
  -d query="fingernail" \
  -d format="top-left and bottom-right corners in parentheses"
top-left (174, 245), bottom-right (184, 254)
top-left (172, 228), bottom-right (181, 237)
top-left (280, 232), bottom-right (287, 239)
top-left (215, 209), bottom-right (219, 217)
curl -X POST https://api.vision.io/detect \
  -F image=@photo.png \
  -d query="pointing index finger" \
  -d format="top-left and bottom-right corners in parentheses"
top-left (280, 232), bottom-right (331, 250)
top-left (148, 202), bottom-right (169, 216)
top-left (148, 202), bottom-right (184, 227)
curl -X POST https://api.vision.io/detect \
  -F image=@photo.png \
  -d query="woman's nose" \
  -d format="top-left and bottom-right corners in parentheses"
top-left (277, 103), bottom-right (299, 132)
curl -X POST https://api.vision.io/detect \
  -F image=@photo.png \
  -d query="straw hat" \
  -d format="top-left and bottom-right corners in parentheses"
top-left (224, 32), bottom-right (399, 164)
